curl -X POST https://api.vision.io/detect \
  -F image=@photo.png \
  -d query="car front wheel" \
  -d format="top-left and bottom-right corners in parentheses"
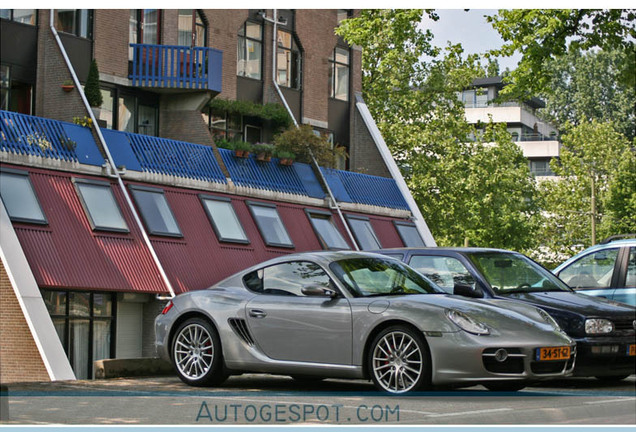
top-left (171, 317), bottom-right (227, 387)
top-left (368, 326), bottom-right (430, 393)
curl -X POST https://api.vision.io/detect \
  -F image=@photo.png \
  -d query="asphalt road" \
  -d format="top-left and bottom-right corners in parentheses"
top-left (1, 374), bottom-right (635, 425)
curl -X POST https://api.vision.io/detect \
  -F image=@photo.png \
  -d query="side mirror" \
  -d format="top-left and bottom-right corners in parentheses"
top-left (454, 282), bottom-right (484, 299)
top-left (301, 285), bottom-right (338, 298)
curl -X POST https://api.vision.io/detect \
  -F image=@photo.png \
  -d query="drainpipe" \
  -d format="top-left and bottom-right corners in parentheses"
top-left (50, 10), bottom-right (176, 298)
top-left (269, 10), bottom-right (359, 251)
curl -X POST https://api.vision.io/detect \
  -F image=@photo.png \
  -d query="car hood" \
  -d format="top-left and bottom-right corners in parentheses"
top-left (499, 291), bottom-right (636, 318)
top-left (384, 294), bottom-right (565, 338)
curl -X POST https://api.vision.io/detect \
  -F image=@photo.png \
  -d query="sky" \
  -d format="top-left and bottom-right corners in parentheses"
top-left (418, 9), bottom-right (522, 72)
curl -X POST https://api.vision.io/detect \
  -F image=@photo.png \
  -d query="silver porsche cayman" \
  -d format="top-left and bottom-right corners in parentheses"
top-left (155, 252), bottom-right (576, 393)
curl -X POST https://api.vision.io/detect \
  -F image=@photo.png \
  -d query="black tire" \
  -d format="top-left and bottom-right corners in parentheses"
top-left (595, 375), bottom-right (630, 382)
top-left (171, 317), bottom-right (227, 387)
top-left (483, 381), bottom-right (526, 392)
top-left (367, 325), bottom-right (430, 393)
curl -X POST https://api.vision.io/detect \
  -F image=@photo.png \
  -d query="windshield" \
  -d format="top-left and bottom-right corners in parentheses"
top-left (329, 257), bottom-right (444, 297)
top-left (468, 252), bottom-right (572, 294)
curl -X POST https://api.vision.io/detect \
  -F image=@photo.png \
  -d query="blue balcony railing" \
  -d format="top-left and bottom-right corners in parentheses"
top-left (129, 44), bottom-right (222, 92)
top-left (0, 110), bottom-right (104, 166)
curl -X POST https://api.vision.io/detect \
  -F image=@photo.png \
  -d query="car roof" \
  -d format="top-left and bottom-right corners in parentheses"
top-left (373, 247), bottom-right (520, 255)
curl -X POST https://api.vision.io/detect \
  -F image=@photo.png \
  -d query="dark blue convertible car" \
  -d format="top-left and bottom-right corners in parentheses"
top-left (375, 247), bottom-right (636, 381)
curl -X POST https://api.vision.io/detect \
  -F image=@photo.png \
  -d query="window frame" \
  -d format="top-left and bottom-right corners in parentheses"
top-left (178, 9), bottom-right (207, 48)
top-left (199, 194), bottom-right (249, 244)
top-left (345, 214), bottom-right (381, 250)
top-left (393, 221), bottom-right (426, 247)
top-left (0, 167), bottom-right (48, 225)
top-left (128, 184), bottom-right (182, 238)
top-left (72, 178), bottom-right (129, 233)
top-left (246, 201), bottom-right (294, 249)
top-left (237, 20), bottom-right (263, 80)
top-left (329, 46), bottom-right (350, 101)
top-left (243, 260), bottom-right (339, 297)
top-left (275, 28), bottom-right (302, 89)
top-left (305, 209), bottom-right (350, 251)
top-left (0, 9), bottom-right (37, 25)
top-left (56, 9), bottom-right (93, 39)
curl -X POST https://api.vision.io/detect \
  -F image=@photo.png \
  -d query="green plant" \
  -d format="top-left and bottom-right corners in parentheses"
top-left (275, 150), bottom-right (296, 160)
top-left (253, 143), bottom-right (275, 156)
top-left (208, 99), bottom-right (292, 131)
top-left (59, 134), bottom-right (77, 151)
top-left (233, 141), bottom-right (253, 152)
top-left (85, 59), bottom-right (103, 107)
top-left (273, 124), bottom-right (347, 168)
top-left (214, 138), bottom-right (235, 150)
top-left (25, 132), bottom-right (52, 152)
top-left (62, 79), bottom-right (74, 86)
top-left (73, 116), bottom-right (93, 128)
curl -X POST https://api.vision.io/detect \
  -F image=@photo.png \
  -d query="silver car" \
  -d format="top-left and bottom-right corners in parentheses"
top-left (155, 252), bottom-right (575, 393)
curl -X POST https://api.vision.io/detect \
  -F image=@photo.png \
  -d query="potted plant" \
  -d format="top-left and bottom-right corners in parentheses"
top-left (85, 59), bottom-right (103, 118)
top-left (214, 138), bottom-right (235, 151)
top-left (276, 150), bottom-right (296, 166)
top-left (233, 141), bottom-right (253, 158)
top-left (61, 79), bottom-right (75, 92)
top-left (253, 143), bottom-right (275, 162)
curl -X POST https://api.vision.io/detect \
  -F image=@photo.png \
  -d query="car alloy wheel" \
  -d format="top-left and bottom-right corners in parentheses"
top-left (171, 317), bottom-right (226, 386)
top-left (370, 326), bottom-right (428, 393)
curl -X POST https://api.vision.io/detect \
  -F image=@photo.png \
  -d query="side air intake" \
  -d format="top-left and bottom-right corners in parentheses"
top-left (228, 318), bottom-right (255, 346)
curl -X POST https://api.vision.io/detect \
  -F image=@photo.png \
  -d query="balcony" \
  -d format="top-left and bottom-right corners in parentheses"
top-left (129, 44), bottom-right (222, 92)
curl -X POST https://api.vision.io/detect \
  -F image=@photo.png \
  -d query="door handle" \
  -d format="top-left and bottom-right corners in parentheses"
top-left (249, 309), bottom-right (267, 319)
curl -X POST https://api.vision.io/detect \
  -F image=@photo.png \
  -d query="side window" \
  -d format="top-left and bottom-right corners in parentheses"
top-left (73, 179), bottom-right (129, 232)
top-left (199, 195), bottom-right (248, 244)
top-left (346, 215), bottom-right (381, 250)
top-left (0, 168), bottom-right (47, 224)
top-left (129, 185), bottom-right (182, 237)
top-left (306, 210), bottom-right (349, 250)
top-left (243, 261), bottom-right (333, 297)
top-left (624, 248), bottom-right (636, 288)
top-left (247, 201), bottom-right (293, 248)
top-left (394, 221), bottom-right (425, 247)
top-left (558, 248), bottom-right (619, 289)
top-left (409, 255), bottom-right (475, 294)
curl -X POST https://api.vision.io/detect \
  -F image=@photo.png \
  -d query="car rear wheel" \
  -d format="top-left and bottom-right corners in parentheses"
top-left (172, 317), bottom-right (227, 387)
top-left (368, 326), bottom-right (430, 393)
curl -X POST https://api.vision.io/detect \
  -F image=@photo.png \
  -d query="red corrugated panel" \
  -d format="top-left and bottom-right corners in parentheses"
top-left (8, 165), bottom-right (167, 294)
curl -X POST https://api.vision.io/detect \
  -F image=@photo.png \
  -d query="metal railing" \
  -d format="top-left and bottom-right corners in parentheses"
top-left (129, 43), bottom-right (223, 91)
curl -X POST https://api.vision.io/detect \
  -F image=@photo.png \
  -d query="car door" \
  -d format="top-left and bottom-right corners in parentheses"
top-left (613, 246), bottom-right (636, 306)
top-left (556, 247), bottom-right (621, 300)
top-left (245, 260), bottom-right (353, 365)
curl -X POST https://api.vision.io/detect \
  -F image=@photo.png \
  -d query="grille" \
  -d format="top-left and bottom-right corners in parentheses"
top-left (228, 318), bottom-right (255, 346)
top-left (482, 348), bottom-right (524, 374)
top-left (531, 361), bottom-right (567, 374)
top-left (613, 319), bottom-right (636, 332)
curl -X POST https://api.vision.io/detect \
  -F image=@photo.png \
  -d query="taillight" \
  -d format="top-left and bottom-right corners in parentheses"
top-left (161, 300), bottom-right (174, 315)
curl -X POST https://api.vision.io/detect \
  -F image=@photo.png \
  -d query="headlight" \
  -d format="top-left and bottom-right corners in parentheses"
top-left (446, 309), bottom-right (490, 335)
top-left (585, 318), bottom-right (614, 335)
top-left (537, 308), bottom-right (564, 332)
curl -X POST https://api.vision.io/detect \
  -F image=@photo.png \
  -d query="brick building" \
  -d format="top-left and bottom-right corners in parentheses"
top-left (0, 9), bottom-right (435, 383)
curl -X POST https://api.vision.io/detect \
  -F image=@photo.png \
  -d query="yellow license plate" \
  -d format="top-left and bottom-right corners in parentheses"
top-left (629, 344), bottom-right (635, 356)
top-left (537, 346), bottom-right (571, 361)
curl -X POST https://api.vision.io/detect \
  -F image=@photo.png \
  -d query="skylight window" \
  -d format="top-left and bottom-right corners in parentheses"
top-left (394, 221), bottom-right (425, 247)
top-left (129, 185), bottom-right (182, 237)
top-left (247, 201), bottom-right (293, 248)
top-left (0, 168), bottom-right (47, 224)
top-left (346, 215), bottom-right (381, 250)
top-left (306, 210), bottom-right (350, 250)
top-left (73, 179), bottom-right (128, 232)
top-left (200, 195), bottom-right (249, 244)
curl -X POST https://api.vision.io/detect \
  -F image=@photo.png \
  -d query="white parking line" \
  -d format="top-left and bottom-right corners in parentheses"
top-left (584, 398), bottom-right (636, 405)
top-left (426, 408), bottom-right (514, 418)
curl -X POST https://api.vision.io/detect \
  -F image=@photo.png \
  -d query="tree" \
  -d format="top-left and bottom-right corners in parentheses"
top-left (536, 120), bottom-right (632, 259)
top-left (488, 9), bottom-right (636, 100)
top-left (338, 10), bottom-right (539, 249)
top-left (84, 59), bottom-right (103, 108)
top-left (540, 49), bottom-right (635, 141)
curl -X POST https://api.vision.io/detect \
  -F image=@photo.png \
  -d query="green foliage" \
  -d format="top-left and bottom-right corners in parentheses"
top-left (208, 99), bottom-right (292, 131)
top-left (84, 59), bottom-right (103, 107)
top-left (252, 143), bottom-right (275, 156)
top-left (273, 124), bottom-right (345, 168)
top-left (488, 9), bottom-right (636, 100)
top-left (539, 49), bottom-right (635, 141)
top-left (537, 120), bottom-right (632, 256)
top-left (275, 149), bottom-right (296, 160)
top-left (233, 141), bottom-right (253, 152)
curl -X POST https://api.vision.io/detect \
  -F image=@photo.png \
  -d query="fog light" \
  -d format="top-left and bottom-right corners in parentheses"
top-left (591, 345), bottom-right (619, 354)
top-left (494, 349), bottom-right (509, 362)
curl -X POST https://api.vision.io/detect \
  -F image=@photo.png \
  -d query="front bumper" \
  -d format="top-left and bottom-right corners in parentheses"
top-left (426, 331), bottom-right (576, 385)
top-left (573, 336), bottom-right (636, 377)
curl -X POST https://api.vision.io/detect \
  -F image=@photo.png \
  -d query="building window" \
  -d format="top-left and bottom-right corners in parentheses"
top-left (247, 201), bottom-right (293, 248)
top-left (73, 179), bottom-right (129, 233)
top-left (118, 93), bottom-right (158, 136)
top-left (529, 159), bottom-right (555, 177)
top-left (276, 29), bottom-right (301, 89)
top-left (129, 185), bottom-right (182, 237)
top-left (329, 47), bottom-right (349, 101)
top-left (178, 10), bottom-right (207, 47)
top-left (461, 88), bottom-right (488, 108)
top-left (337, 10), bottom-right (351, 25)
top-left (1, 64), bottom-right (33, 115)
top-left (394, 221), bottom-right (425, 247)
top-left (237, 21), bottom-right (263, 80)
top-left (57, 9), bottom-right (93, 39)
top-left (129, 10), bottom-right (161, 59)
top-left (204, 109), bottom-right (261, 143)
top-left (200, 195), bottom-right (249, 244)
top-left (306, 210), bottom-right (350, 250)
top-left (0, 168), bottom-right (47, 224)
top-left (346, 215), bottom-right (381, 250)
top-left (42, 290), bottom-right (114, 380)
top-left (0, 9), bottom-right (36, 25)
